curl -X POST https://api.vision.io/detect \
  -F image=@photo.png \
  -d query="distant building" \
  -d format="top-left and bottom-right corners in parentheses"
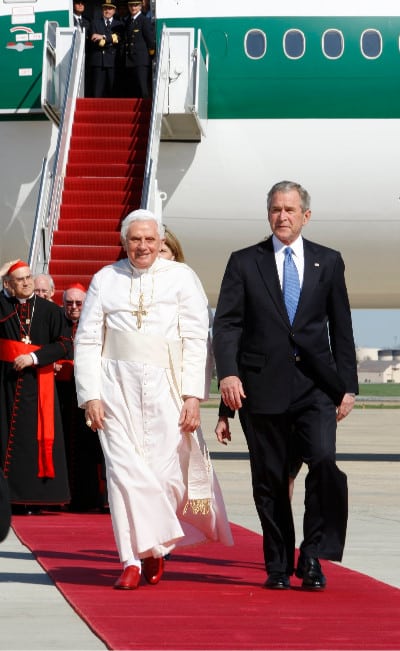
top-left (356, 347), bottom-right (379, 362)
top-left (358, 360), bottom-right (400, 384)
top-left (378, 349), bottom-right (400, 362)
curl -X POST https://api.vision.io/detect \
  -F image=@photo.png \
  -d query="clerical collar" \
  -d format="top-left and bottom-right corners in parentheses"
top-left (16, 293), bottom-right (35, 304)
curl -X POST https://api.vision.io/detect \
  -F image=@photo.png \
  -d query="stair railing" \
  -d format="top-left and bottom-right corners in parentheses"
top-left (142, 26), bottom-right (209, 216)
top-left (141, 24), bottom-right (170, 216)
top-left (192, 29), bottom-right (209, 137)
top-left (29, 23), bottom-right (86, 273)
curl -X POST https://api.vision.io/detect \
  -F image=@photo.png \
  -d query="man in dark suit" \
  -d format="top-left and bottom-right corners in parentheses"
top-left (73, 1), bottom-right (90, 32)
top-left (88, 0), bottom-right (124, 98)
top-left (72, 2), bottom-right (91, 96)
top-left (121, 0), bottom-right (155, 98)
top-left (213, 180), bottom-right (358, 591)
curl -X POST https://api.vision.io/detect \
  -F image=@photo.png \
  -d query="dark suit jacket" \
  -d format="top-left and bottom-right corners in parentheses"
top-left (73, 14), bottom-right (91, 32)
top-left (122, 13), bottom-right (155, 68)
top-left (213, 236), bottom-right (358, 413)
top-left (88, 15), bottom-right (124, 68)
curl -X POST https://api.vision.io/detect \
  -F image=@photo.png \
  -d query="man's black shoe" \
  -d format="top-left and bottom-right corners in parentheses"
top-left (295, 556), bottom-right (326, 590)
top-left (263, 573), bottom-right (290, 590)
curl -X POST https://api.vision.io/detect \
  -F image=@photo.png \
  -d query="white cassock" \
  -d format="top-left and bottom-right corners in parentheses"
top-left (74, 257), bottom-right (233, 563)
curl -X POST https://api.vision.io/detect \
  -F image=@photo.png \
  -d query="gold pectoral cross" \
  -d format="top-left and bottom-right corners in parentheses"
top-left (21, 336), bottom-right (32, 344)
top-left (133, 293), bottom-right (147, 329)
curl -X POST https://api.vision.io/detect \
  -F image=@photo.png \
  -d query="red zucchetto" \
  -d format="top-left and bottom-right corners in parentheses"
top-left (65, 282), bottom-right (86, 293)
top-left (7, 260), bottom-right (29, 275)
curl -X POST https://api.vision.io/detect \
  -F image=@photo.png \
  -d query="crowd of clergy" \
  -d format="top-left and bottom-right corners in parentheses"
top-left (0, 264), bottom-right (107, 515)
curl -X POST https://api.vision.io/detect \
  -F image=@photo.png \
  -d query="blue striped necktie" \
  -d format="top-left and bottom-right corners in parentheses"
top-left (283, 247), bottom-right (300, 324)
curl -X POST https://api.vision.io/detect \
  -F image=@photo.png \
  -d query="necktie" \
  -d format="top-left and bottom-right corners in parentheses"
top-left (283, 247), bottom-right (300, 324)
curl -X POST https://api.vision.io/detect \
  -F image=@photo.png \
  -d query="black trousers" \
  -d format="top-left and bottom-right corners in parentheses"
top-left (239, 367), bottom-right (348, 576)
top-left (91, 65), bottom-right (116, 98)
top-left (125, 65), bottom-right (151, 98)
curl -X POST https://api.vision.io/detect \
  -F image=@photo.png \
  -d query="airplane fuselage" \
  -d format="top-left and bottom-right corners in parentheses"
top-left (156, 0), bottom-right (400, 307)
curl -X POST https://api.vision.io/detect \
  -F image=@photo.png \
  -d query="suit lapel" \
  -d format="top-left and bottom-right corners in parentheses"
top-left (255, 238), bottom-right (290, 325)
top-left (255, 237), bottom-right (324, 327)
top-left (294, 239), bottom-right (323, 322)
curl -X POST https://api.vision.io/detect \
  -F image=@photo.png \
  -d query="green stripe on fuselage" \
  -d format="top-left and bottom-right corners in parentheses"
top-left (0, 10), bottom-right (69, 113)
top-left (158, 16), bottom-right (400, 119)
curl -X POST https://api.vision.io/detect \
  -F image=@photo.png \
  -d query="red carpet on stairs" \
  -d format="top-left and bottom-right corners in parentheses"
top-left (50, 97), bottom-right (151, 304)
top-left (12, 513), bottom-right (400, 650)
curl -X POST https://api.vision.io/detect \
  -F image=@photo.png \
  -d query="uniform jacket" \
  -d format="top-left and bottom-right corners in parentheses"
top-left (213, 236), bottom-right (359, 413)
top-left (88, 15), bottom-right (124, 68)
top-left (123, 13), bottom-right (155, 67)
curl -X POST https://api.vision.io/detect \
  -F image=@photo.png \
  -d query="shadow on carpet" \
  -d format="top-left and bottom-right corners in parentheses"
top-left (12, 512), bottom-right (400, 650)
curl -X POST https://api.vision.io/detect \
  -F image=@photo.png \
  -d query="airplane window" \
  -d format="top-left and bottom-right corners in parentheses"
top-left (361, 29), bottom-right (382, 59)
top-left (245, 30), bottom-right (266, 59)
top-left (322, 29), bottom-right (344, 59)
top-left (284, 29), bottom-right (305, 59)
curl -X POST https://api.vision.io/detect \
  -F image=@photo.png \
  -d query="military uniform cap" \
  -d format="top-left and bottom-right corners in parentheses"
top-left (102, 0), bottom-right (116, 8)
top-left (128, 0), bottom-right (142, 5)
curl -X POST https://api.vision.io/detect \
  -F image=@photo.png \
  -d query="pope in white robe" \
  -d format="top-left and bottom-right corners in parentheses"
top-left (74, 210), bottom-right (233, 589)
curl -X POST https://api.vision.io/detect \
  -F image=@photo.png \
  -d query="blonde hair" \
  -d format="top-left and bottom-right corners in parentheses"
top-left (164, 228), bottom-right (185, 263)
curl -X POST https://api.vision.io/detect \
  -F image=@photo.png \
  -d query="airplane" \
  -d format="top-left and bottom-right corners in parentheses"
top-left (1, 0), bottom-right (399, 308)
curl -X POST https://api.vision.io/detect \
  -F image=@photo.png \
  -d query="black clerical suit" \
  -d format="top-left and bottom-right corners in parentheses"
top-left (0, 293), bottom-right (72, 506)
top-left (213, 236), bottom-right (358, 577)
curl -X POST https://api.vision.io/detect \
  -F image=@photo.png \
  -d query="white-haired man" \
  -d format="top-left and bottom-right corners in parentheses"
top-left (74, 209), bottom-right (232, 590)
top-left (33, 274), bottom-right (55, 301)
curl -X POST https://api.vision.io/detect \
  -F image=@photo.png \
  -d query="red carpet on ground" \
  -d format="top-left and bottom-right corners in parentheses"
top-left (12, 513), bottom-right (400, 650)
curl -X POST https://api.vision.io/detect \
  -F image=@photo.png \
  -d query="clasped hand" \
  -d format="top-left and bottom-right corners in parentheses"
top-left (13, 354), bottom-right (33, 371)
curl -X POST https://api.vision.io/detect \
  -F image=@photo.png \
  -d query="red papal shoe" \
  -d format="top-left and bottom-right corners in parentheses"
top-left (114, 565), bottom-right (141, 590)
top-left (142, 556), bottom-right (164, 585)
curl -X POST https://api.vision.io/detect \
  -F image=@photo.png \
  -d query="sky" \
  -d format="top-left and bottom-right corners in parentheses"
top-left (351, 310), bottom-right (400, 350)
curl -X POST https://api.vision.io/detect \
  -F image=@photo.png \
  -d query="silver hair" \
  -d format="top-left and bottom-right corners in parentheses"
top-left (267, 181), bottom-right (311, 213)
top-left (33, 273), bottom-right (55, 292)
top-left (120, 209), bottom-right (165, 244)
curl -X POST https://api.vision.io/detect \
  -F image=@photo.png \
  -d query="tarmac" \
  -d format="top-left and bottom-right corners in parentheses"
top-left (0, 405), bottom-right (399, 650)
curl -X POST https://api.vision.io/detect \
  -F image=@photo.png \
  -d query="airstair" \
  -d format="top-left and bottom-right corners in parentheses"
top-left (29, 21), bottom-right (209, 303)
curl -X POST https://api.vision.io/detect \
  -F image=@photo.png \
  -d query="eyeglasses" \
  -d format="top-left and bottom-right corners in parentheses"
top-left (34, 289), bottom-right (49, 296)
top-left (12, 275), bottom-right (32, 283)
top-left (66, 300), bottom-right (83, 307)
